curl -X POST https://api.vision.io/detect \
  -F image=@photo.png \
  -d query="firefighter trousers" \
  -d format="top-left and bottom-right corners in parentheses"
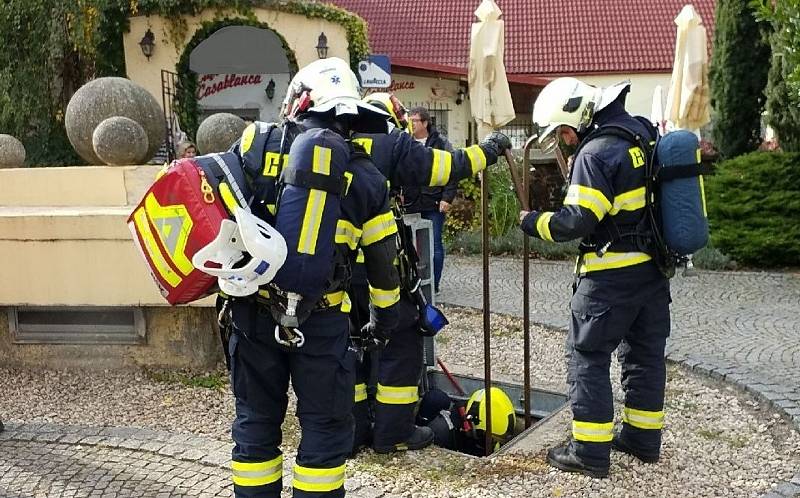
top-left (351, 287), bottom-right (423, 450)
top-left (567, 263), bottom-right (671, 467)
top-left (229, 299), bottom-right (356, 498)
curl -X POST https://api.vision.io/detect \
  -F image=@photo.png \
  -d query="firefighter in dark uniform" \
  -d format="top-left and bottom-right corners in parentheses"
top-left (520, 77), bottom-right (671, 478)
top-left (348, 93), bottom-right (511, 454)
top-left (224, 58), bottom-right (401, 498)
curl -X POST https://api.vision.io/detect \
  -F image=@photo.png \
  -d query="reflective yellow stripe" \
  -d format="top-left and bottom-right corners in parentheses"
top-left (699, 175), bottom-right (707, 217)
top-left (376, 384), bottom-right (419, 405)
top-left (623, 407), bottom-right (664, 430)
top-left (297, 146), bottom-right (331, 255)
top-left (292, 463), bottom-right (345, 493)
top-left (354, 383), bottom-right (368, 403)
top-left (577, 251), bottom-right (652, 274)
top-left (218, 182), bottom-right (240, 214)
top-left (340, 292), bottom-right (351, 313)
top-left (240, 123), bottom-right (257, 154)
top-left (361, 211), bottom-right (397, 246)
top-left (572, 420), bottom-right (613, 443)
top-left (429, 149), bottom-right (453, 186)
top-left (352, 137), bottom-right (373, 154)
top-left (369, 285), bottom-right (400, 309)
top-left (263, 152), bottom-right (287, 177)
top-left (132, 207), bottom-right (182, 288)
top-left (609, 187), bottom-right (646, 215)
top-left (465, 145), bottom-right (487, 176)
top-left (335, 219), bottom-right (362, 250)
top-left (356, 249), bottom-right (365, 263)
top-left (343, 171), bottom-right (353, 196)
top-left (536, 212), bottom-right (554, 242)
top-left (564, 184), bottom-right (612, 221)
top-left (231, 456), bottom-right (282, 487)
top-left (628, 146), bottom-right (646, 168)
top-left (144, 193), bottom-right (194, 276)
top-left (266, 203), bottom-right (276, 215)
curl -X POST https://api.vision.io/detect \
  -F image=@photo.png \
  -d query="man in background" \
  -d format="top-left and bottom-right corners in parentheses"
top-left (402, 107), bottom-right (455, 294)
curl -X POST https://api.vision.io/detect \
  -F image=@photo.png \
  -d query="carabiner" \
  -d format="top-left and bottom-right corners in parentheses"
top-left (274, 325), bottom-right (306, 348)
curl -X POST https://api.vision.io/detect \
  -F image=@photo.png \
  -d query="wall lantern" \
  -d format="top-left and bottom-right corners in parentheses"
top-left (139, 29), bottom-right (156, 60)
top-left (316, 32), bottom-right (329, 59)
top-left (455, 86), bottom-right (466, 105)
top-left (265, 78), bottom-right (276, 100)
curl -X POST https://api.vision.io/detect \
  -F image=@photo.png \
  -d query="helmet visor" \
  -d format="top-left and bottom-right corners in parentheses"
top-left (536, 124), bottom-right (561, 153)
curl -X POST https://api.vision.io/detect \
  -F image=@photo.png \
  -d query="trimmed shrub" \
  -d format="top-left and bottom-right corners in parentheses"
top-left (705, 151), bottom-right (800, 267)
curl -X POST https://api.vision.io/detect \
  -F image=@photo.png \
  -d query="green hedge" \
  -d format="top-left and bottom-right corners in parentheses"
top-left (705, 151), bottom-right (800, 267)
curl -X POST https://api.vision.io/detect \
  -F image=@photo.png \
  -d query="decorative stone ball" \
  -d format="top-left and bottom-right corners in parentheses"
top-left (65, 77), bottom-right (165, 164)
top-left (0, 134), bottom-right (26, 168)
top-left (92, 116), bottom-right (149, 166)
top-left (196, 113), bottom-right (247, 154)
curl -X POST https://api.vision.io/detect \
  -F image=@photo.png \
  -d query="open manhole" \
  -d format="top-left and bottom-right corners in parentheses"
top-left (421, 370), bottom-right (568, 457)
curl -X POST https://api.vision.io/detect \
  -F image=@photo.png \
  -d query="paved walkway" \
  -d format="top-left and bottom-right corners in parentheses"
top-left (439, 256), bottom-right (800, 429)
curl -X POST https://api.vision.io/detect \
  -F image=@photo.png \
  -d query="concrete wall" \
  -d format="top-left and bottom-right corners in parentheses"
top-left (124, 10), bottom-right (351, 109)
top-left (0, 165), bottom-right (219, 370)
top-left (381, 73), bottom-right (471, 147)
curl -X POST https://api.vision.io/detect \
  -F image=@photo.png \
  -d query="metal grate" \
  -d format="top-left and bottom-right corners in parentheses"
top-left (161, 69), bottom-right (179, 163)
top-left (9, 307), bottom-right (146, 345)
top-left (406, 101), bottom-right (452, 138)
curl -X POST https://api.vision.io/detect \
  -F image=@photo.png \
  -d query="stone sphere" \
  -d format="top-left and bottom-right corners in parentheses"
top-left (65, 77), bottom-right (165, 164)
top-left (0, 134), bottom-right (25, 168)
top-left (196, 113), bottom-right (247, 154)
top-left (92, 116), bottom-right (149, 166)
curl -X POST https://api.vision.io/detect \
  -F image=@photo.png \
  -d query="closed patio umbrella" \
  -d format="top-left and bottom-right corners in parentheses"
top-left (665, 4), bottom-right (711, 132)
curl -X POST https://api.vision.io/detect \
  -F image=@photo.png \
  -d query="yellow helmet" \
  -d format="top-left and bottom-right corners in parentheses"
top-left (465, 387), bottom-right (516, 441)
top-left (363, 92), bottom-right (409, 131)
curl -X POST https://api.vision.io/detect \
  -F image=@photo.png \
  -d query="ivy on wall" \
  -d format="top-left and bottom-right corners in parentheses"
top-left (0, 0), bottom-right (369, 165)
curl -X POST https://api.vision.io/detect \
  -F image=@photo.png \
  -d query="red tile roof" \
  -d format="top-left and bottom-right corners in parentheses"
top-left (327, 0), bottom-right (715, 77)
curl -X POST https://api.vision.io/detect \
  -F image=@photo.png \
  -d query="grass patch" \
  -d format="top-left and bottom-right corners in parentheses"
top-left (697, 428), bottom-right (724, 440)
top-left (145, 368), bottom-right (229, 390)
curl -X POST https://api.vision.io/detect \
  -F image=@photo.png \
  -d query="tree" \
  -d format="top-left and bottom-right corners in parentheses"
top-left (753, 0), bottom-right (800, 152)
top-left (709, 0), bottom-right (771, 159)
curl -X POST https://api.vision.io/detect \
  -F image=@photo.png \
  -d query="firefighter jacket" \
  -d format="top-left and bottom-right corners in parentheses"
top-left (521, 101), bottom-right (658, 274)
top-left (351, 127), bottom-right (497, 193)
top-left (237, 119), bottom-right (400, 330)
top-left (399, 127), bottom-right (457, 213)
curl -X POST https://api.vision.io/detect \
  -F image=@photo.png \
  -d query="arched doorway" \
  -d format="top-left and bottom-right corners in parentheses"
top-left (173, 19), bottom-right (298, 141)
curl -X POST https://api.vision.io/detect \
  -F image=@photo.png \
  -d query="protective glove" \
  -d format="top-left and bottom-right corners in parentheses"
top-left (479, 131), bottom-right (513, 157)
top-left (359, 321), bottom-right (390, 352)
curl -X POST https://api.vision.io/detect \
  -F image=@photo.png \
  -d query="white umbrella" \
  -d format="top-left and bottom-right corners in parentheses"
top-left (468, 0), bottom-right (516, 138)
top-left (665, 4), bottom-right (711, 133)
top-left (651, 85), bottom-right (666, 135)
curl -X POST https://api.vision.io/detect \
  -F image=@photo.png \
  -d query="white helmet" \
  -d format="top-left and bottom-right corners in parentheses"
top-left (532, 77), bottom-right (631, 153)
top-left (281, 57), bottom-right (388, 132)
top-left (191, 208), bottom-right (287, 297)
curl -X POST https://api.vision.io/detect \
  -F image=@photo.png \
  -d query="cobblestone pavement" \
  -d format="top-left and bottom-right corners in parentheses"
top-left (0, 423), bottom-right (232, 497)
top-left (438, 255), bottom-right (800, 497)
top-left (439, 256), bottom-right (800, 429)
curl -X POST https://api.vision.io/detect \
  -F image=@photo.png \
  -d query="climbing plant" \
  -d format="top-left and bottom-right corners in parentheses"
top-left (0, 0), bottom-right (369, 165)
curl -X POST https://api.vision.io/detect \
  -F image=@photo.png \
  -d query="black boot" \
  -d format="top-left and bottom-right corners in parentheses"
top-left (611, 434), bottom-right (660, 463)
top-left (547, 443), bottom-right (609, 478)
top-left (373, 425), bottom-right (434, 454)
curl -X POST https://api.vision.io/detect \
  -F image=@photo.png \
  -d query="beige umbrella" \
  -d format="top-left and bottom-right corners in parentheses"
top-left (665, 4), bottom-right (711, 131)
top-left (468, 0), bottom-right (516, 138)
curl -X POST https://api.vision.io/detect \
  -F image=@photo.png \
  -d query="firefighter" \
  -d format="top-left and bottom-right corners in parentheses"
top-left (224, 57), bottom-right (401, 498)
top-left (348, 92), bottom-right (511, 455)
top-left (519, 77), bottom-right (671, 478)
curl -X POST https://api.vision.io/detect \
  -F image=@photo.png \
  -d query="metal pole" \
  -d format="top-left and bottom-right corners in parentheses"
top-left (521, 136), bottom-right (537, 428)
top-left (481, 167), bottom-right (493, 456)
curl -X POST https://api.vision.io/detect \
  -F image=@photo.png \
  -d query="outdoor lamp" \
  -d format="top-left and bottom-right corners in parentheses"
top-left (265, 78), bottom-right (276, 100)
top-left (316, 32), bottom-right (329, 59)
top-left (139, 29), bottom-right (155, 60)
top-left (456, 87), bottom-right (466, 105)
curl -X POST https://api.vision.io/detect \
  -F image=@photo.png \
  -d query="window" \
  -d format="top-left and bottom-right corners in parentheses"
top-left (8, 307), bottom-right (146, 345)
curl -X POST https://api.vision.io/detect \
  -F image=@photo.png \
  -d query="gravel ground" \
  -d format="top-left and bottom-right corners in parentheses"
top-left (1, 305), bottom-right (798, 497)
